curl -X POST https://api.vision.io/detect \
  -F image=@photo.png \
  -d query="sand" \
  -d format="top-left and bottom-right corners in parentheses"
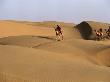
top-left (0, 20), bottom-right (110, 82)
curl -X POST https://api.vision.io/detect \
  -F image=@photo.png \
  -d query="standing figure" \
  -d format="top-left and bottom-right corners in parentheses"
top-left (99, 28), bottom-right (104, 40)
top-left (106, 26), bottom-right (110, 39)
top-left (94, 28), bottom-right (103, 41)
top-left (54, 25), bottom-right (63, 41)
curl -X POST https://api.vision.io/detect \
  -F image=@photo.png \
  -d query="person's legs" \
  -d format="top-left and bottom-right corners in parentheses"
top-left (55, 31), bottom-right (64, 41)
top-left (56, 31), bottom-right (59, 40)
top-left (100, 32), bottom-right (104, 40)
top-left (61, 33), bottom-right (63, 40)
top-left (96, 33), bottom-right (101, 41)
top-left (59, 31), bottom-right (63, 40)
top-left (97, 35), bottom-right (100, 41)
top-left (108, 32), bottom-right (110, 39)
top-left (96, 32), bottom-right (99, 41)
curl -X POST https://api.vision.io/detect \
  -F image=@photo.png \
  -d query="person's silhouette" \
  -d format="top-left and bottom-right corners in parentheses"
top-left (54, 25), bottom-right (63, 41)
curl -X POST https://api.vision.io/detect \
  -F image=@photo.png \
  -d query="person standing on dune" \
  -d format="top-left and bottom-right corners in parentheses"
top-left (94, 28), bottom-right (103, 41)
top-left (106, 26), bottom-right (110, 38)
top-left (54, 25), bottom-right (63, 41)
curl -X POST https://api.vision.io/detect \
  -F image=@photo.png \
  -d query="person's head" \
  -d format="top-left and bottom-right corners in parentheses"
top-left (105, 29), bottom-right (107, 31)
top-left (99, 28), bottom-right (102, 32)
top-left (57, 25), bottom-right (59, 27)
top-left (94, 30), bottom-right (96, 32)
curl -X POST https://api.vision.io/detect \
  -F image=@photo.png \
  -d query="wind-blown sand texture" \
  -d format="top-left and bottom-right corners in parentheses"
top-left (0, 20), bottom-right (110, 82)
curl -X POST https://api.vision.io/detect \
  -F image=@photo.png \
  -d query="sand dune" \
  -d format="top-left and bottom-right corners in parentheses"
top-left (0, 21), bottom-right (55, 37)
top-left (0, 20), bottom-right (110, 82)
top-left (97, 48), bottom-right (110, 66)
top-left (0, 45), bottom-right (110, 82)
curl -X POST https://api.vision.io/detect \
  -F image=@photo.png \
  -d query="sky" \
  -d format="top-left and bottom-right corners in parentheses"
top-left (0, 0), bottom-right (110, 23)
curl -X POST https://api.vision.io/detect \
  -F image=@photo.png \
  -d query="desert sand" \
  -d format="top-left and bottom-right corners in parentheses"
top-left (0, 20), bottom-right (110, 82)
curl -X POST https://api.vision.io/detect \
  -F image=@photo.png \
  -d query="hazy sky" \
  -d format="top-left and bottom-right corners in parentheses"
top-left (0, 0), bottom-right (110, 23)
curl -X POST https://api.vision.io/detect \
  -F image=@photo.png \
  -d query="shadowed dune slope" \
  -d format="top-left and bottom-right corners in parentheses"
top-left (75, 21), bottom-right (110, 40)
top-left (0, 35), bottom-right (55, 47)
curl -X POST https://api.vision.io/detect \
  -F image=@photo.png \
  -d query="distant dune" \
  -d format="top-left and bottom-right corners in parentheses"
top-left (0, 20), bottom-right (110, 82)
top-left (0, 20), bottom-right (55, 37)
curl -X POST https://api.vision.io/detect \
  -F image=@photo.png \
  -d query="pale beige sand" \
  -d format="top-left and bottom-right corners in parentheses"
top-left (0, 20), bottom-right (110, 82)
top-left (0, 21), bottom-right (55, 37)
